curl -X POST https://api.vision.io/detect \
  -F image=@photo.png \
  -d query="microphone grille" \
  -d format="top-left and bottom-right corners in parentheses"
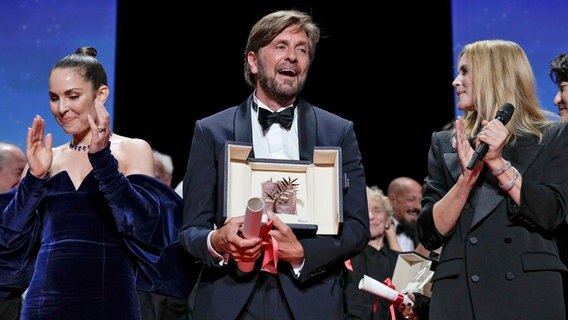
top-left (496, 103), bottom-right (515, 124)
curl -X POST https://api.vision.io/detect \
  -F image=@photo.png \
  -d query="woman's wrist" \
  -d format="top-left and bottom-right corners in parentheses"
top-left (499, 166), bottom-right (520, 191)
top-left (486, 158), bottom-right (509, 175)
top-left (491, 160), bottom-right (511, 176)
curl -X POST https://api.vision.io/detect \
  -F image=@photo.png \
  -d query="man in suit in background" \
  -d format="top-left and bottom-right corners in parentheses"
top-left (387, 177), bottom-right (423, 252)
top-left (179, 9), bottom-right (369, 320)
top-left (549, 52), bottom-right (568, 316)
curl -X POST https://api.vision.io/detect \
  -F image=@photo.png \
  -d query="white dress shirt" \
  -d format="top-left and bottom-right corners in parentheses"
top-left (208, 95), bottom-right (304, 273)
top-left (251, 96), bottom-right (299, 160)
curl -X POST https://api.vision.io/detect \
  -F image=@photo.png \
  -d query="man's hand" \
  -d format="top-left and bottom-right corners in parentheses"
top-left (266, 211), bottom-right (304, 266)
top-left (211, 216), bottom-right (262, 263)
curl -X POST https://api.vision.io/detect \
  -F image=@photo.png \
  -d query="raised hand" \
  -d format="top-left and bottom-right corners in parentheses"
top-left (87, 99), bottom-right (112, 153)
top-left (478, 119), bottom-right (508, 163)
top-left (455, 117), bottom-right (482, 184)
top-left (26, 115), bottom-right (53, 178)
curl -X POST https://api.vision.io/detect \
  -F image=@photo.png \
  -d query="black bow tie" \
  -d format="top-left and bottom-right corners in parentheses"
top-left (258, 106), bottom-right (295, 131)
top-left (396, 224), bottom-right (405, 235)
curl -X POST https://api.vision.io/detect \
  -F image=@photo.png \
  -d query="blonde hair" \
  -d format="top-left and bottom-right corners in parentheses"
top-left (458, 39), bottom-right (552, 143)
top-left (366, 185), bottom-right (393, 217)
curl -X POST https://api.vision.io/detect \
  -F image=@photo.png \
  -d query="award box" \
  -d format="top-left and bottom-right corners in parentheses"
top-left (223, 142), bottom-right (343, 236)
top-left (391, 252), bottom-right (434, 297)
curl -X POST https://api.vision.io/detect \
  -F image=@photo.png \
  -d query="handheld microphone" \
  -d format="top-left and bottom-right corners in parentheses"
top-left (466, 103), bottom-right (515, 170)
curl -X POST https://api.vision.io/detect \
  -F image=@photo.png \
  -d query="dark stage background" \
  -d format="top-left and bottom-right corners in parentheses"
top-left (114, 1), bottom-right (455, 191)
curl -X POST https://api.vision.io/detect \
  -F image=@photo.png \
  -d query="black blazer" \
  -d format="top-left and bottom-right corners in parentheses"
top-left (179, 95), bottom-right (370, 320)
top-left (417, 122), bottom-right (568, 320)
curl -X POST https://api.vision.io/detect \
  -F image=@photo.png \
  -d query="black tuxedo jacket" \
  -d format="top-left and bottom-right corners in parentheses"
top-left (179, 95), bottom-right (370, 320)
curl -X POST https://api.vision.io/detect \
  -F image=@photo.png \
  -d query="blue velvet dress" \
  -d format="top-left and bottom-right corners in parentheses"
top-left (0, 148), bottom-right (193, 320)
top-left (24, 171), bottom-right (142, 319)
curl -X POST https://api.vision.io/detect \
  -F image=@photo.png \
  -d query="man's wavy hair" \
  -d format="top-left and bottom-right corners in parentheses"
top-left (243, 10), bottom-right (320, 88)
top-left (550, 52), bottom-right (568, 86)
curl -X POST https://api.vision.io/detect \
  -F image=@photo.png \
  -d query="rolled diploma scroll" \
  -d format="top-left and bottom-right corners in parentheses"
top-left (358, 275), bottom-right (414, 307)
top-left (237, 197), bottom-right (266, 272)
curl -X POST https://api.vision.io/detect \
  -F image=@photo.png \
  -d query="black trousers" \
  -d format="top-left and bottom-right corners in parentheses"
top-left (238, 273), bottom-right (294, 320)
top-left (0, 297), bottom-right (22, 320)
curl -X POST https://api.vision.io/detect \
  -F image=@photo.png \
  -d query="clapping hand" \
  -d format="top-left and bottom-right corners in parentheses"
top-left (26, 115), bottom-right (53, 178)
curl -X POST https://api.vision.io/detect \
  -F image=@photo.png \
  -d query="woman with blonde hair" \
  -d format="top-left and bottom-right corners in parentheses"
top-left (417, 39), bottom-right (568, 319)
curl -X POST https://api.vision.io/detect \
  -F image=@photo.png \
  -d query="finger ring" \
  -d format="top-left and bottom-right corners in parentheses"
top-left (97, 127), bottom-right (106, 132)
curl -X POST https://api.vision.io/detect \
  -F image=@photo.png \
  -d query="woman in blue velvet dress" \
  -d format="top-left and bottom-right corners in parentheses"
top-left (0, 47), bottom-right (189, 320)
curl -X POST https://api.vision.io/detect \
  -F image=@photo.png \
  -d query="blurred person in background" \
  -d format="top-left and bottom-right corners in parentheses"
top-left (549, 51), bottom-right (568, 316)
top-left (387, 177), bottom-right (423, 252)
top-left (0, 142), bottom-right (26, 193)
top-left (0, 142), bottom-right (26, 319)
top-left (343, 185), bottom-right (401, 319)
top-left (549, 52), bottom-right (568, 122)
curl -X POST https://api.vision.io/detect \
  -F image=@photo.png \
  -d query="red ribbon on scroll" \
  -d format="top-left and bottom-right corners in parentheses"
top-left (384, 277), bottom-right (401, 320)
top-left (259, 220), bottom-right (278, 274)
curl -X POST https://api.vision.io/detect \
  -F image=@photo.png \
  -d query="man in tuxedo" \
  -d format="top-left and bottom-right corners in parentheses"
top-left (178, 9), bottom-right (370, 320)
top-left (387, 177), bottom-right (423, 252)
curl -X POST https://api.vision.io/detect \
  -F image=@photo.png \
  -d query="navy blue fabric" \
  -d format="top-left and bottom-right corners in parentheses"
top-left (0, 165), bottom-right (194, 319)
top-left (0, 178), bottom-right (42, 300)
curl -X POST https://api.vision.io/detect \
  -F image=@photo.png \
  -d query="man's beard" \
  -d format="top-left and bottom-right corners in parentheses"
top-left (399, 220), bottom-right (416, 237)
top-left (257, 61), bottom-right (306, 102)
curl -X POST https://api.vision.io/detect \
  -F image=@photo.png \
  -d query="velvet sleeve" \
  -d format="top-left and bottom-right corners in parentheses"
top-left (0, 211), bottom-right (39, 299)
top-left (0, 171), bottom-right (46, 299)
top-left (88, 146), bottom-right (198, 299)
top-left (1, 170), bottom-right (46, 233)
top-left (118, 174), bottom-right (199, 300)
top-left (88, 145), bottom-right (172, 247)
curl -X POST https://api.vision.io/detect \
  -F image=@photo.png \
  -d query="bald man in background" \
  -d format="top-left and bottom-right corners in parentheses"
top-left (387, 177), bottom-right (423, 252)
top-left (0, 142), bottom-right (25, 193)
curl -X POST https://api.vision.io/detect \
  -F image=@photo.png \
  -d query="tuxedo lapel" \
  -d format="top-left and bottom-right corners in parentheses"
top-left (444, 152), bottom-right (461, 183)
top-left (470, 136), bottom-right (542, 229)
top-left (469, 176), bottom-right (503, 227)
top-left (296, 99), bottom-right (316, 161)
top-left (444, 151), bottom-right (483, 209)
top-left (234, 96), bottom-right (254, 155)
